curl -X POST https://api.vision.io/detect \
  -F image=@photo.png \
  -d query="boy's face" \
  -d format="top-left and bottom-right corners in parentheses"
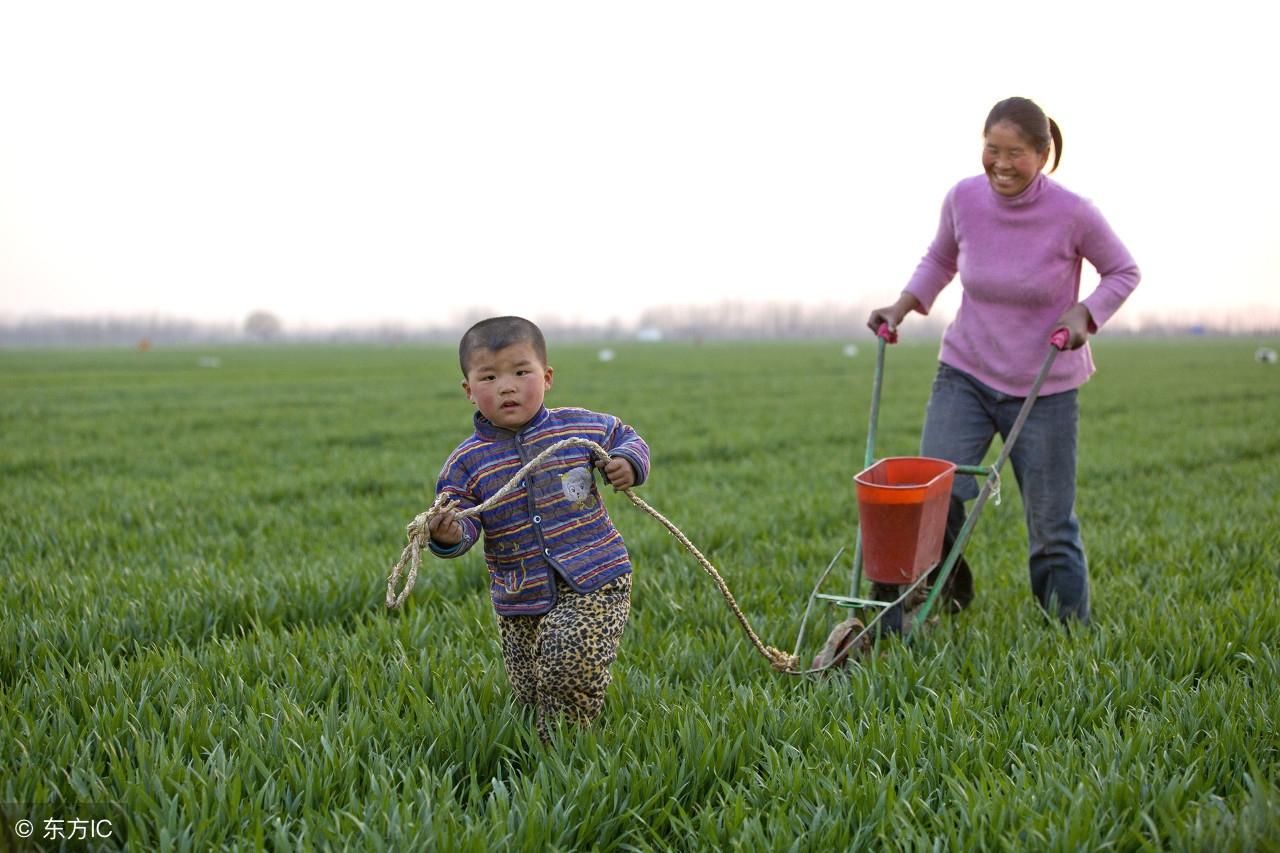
top-left (462, 342), bottom-right (553, 430)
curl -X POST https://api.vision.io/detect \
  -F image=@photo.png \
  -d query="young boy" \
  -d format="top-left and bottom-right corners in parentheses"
top-left (427, 316), bottom-right (650, 742)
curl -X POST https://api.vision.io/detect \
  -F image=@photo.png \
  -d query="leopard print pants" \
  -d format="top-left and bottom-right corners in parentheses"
top-left (496, 573), bottom-right (631, 744)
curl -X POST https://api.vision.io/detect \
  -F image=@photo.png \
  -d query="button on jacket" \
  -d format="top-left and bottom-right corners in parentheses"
top-left (429, 406), bottom-right (651, 615)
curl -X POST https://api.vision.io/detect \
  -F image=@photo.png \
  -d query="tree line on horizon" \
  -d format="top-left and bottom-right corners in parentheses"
top-left (1, 303), bottom-right (1275, 347)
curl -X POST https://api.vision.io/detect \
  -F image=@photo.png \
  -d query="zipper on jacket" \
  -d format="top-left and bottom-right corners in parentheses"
top-left (514, 432), bottom-right (564, 603)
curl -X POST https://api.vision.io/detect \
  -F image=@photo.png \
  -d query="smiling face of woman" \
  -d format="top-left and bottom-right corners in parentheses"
top-left (982, 120), bottom-right (1050, 197)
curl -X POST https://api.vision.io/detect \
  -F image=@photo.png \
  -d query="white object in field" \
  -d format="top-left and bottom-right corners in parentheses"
top-left (1256, 347), bottom-right (1278, 364)
top-left (597, 348), bottom-right (616, 362)
top-left (198, 356), bottom-right (222, 368)
top-left (843, 344), bottom-right (859, 357)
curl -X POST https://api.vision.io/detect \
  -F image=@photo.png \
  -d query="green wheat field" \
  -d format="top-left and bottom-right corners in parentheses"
top-left (3, 339), bottom-right (1279, 850)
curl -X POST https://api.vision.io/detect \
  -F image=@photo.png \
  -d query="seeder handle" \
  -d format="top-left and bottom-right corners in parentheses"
top-left (1049, 327), bottom-right (1071, 351)
top-left (876, 323), bottom-right (899, 344)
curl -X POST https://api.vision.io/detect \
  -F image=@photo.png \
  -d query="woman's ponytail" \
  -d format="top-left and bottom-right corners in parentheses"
top-left (1047, 117), bottom-right (1063, 172)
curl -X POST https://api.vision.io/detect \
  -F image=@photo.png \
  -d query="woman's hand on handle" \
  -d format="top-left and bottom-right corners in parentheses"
top-left (866, 293), bottom-right (922, 338)
top-left (1053, 303), bottom-right (1095, 350)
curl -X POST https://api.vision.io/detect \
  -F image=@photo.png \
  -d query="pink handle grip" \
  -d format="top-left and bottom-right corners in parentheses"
top-left (876, 323), bottom-right (899, 344)
top-left (1049, 328), bottom-right (1070, 351)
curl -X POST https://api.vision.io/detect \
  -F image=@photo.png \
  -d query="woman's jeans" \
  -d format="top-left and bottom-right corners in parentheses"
top-left (919, 363), bottom-right (1090, 624)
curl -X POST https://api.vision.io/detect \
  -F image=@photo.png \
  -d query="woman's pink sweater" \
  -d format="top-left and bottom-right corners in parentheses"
top-left (905, 172), bottom-right (1140, 396)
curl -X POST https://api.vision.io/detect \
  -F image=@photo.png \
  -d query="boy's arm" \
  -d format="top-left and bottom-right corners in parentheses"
top-left (427, 467), bottom-right (480, 558)
top-left (600, 415), bottom-right (651, 487)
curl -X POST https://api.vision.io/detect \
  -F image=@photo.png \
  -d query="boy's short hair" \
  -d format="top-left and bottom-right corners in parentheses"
top-left (459, 316), bottom-right (547, 374)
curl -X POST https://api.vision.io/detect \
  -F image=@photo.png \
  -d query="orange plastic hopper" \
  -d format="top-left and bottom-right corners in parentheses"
top-left (854, 456), bottom-right (957, 584)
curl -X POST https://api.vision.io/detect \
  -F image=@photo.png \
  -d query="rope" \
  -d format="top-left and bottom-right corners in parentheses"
top-left (385, 437), bottom-right (800, 672)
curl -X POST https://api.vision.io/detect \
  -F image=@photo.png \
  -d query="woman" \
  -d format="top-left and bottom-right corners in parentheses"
top-left (867, 96), bottom-right (1140, 626)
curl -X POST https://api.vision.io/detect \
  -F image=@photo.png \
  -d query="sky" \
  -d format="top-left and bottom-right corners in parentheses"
top-left (1, 1), bottom-right (1277, 332)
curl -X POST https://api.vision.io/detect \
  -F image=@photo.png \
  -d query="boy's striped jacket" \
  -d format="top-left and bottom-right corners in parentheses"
top-left (429, 406), bottom-right (650, 615)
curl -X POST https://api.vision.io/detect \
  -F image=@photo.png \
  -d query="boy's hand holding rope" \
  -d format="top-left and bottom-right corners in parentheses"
top-left (385, 436), bottom-right (801, 673)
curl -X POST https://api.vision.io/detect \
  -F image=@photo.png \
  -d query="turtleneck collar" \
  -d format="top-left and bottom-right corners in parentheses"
top-left (473, 405), bottom-right (551, 442)
top-left (989, 170), bottom-right (1048, 208)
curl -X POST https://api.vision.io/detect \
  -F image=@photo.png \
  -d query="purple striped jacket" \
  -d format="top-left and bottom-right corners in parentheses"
top-left (429, 406), bottom-right (651, 615)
